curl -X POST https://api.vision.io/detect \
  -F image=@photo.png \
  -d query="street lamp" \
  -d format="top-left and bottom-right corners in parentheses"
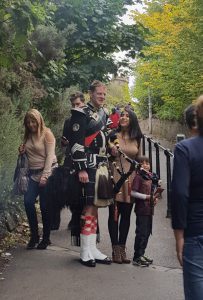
top-left (148, 87), bottom-right (152, 134)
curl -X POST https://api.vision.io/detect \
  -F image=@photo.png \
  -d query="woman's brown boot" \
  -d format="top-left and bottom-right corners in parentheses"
top-left (112, 245), bottom-right (122, 264)
top-left (119, 245), bottom-right (131, 264)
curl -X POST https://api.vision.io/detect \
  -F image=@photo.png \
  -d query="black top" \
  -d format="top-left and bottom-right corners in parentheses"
top-left (69, 102), bottom-right (111, 171)
top-left (171, 136), bottom-right (203, 237)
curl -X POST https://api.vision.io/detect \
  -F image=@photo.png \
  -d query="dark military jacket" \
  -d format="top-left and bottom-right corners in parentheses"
top-left (69, 102), bottom-right (111, 171)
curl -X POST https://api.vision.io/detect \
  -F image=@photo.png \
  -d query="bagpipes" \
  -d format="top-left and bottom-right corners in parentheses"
top-left (109, 134), bottom-right (161, 199)
top-left (109, 135), bottom-right (162, 220)
top-left (109, 134), bottom-right (164, 216)
top-left (111, 148), bottom-right (159, 192)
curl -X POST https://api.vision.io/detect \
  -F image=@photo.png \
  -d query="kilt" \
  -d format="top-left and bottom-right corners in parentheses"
top-left (82, 167), bottom-right (97, 206)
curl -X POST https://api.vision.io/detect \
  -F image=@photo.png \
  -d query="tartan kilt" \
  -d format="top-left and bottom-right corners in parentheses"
top-left (70, 166), bottom-right (113, 207)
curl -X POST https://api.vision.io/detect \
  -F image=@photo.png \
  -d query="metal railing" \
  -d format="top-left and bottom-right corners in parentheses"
top-left (142, 135), bottom-right (174, 218)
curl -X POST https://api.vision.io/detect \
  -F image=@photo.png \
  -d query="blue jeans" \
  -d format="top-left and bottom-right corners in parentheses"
top-left (24, 178), bottom-right (50, 240)
top-left (183, 235), bottom-right (203, 300)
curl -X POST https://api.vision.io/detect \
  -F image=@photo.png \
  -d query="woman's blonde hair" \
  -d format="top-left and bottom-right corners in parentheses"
top-left (23, 109), bottom-right (46, 142)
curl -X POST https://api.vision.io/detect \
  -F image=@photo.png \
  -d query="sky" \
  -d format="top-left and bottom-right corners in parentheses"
top-left (122, 2), bottom-right (145, 25)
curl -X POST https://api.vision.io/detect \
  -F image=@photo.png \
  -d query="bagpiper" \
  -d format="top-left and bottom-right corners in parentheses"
top-left (69, 80), bottom-right (113, 267)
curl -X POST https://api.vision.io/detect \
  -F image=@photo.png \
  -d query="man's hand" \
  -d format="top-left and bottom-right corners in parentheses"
top-left (79, 170), bottom-right (89, 183)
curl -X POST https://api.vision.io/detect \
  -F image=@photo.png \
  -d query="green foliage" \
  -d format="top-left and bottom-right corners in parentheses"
top-left (0, 0), bottom-right (50, 67)
top-left (0, 0), bottom-right (143, 210)
top-left (106, 79), bottom-right (131, 109)
top-left (0, 105), bottom-right (22, 206)
top-left (37, 85), bottom-right (81, 163)
top-left (133, 0), bottom-right (203, 120)
top-left (52, 0), bottom-right (143, 89)
top-left (30, 25), bottom-right (67, 62)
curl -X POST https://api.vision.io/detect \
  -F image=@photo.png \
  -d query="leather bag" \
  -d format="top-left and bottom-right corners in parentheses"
top-left (13, 153), bottom-right (29, 195)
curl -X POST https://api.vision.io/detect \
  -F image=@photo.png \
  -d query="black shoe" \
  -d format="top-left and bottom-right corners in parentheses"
top-left (37, 239), bottom-right (50, 250)
top-left (26, 237), bottom-right (39, 250)
top-left (80, 259), bottom-right (96, 267)
top-left (133, 256), bottom-right (149, 267)
top-left (95, 257), bottom-right (112, 265)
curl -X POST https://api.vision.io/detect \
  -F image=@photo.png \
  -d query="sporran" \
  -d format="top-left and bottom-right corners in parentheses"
top-left (94, 164), bottom-right (113, 207)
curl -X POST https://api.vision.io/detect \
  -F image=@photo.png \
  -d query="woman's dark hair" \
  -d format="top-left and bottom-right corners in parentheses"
top-left (118, 108), bottom-right (143, 146)
top-left (196, 95), bottom-right (203, 135)
top-left (184, 104), bottom-right (196, 130)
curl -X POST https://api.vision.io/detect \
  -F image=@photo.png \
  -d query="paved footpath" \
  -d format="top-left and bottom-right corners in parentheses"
top-left (0, 142), bottom-right (184, 300)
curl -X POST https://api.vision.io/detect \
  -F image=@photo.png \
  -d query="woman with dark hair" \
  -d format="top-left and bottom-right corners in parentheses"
top-left (108, 108), bottom-right (142, 263)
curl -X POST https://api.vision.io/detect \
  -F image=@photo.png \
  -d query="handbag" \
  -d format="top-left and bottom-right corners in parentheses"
top-left (13, 153), bottom-right (29, 195)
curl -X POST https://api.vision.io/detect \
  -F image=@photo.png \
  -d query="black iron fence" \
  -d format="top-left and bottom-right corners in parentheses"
top-left (142, 135), bottom-right (174, 218)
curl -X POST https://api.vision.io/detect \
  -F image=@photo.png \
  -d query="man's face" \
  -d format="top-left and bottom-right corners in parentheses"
top-left (89, 85), bottom-right (106, 108)
top-left (72, 97), bottom-right (84, 108)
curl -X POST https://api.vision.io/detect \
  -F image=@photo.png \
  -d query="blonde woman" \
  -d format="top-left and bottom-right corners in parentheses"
top-left (19, 109), bottom-right (57, 249)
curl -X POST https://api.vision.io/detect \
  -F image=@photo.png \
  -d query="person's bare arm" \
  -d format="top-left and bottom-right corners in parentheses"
top-left (40, 130), bottom-right (56, 186)
top-left (173, 229), bottom-right (184, 267)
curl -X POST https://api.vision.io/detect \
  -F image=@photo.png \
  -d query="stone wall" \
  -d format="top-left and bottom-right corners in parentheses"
top-left (0, 200), bottom-right (25, 240)
top-left (139, 118), bottom-right (189, 150)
